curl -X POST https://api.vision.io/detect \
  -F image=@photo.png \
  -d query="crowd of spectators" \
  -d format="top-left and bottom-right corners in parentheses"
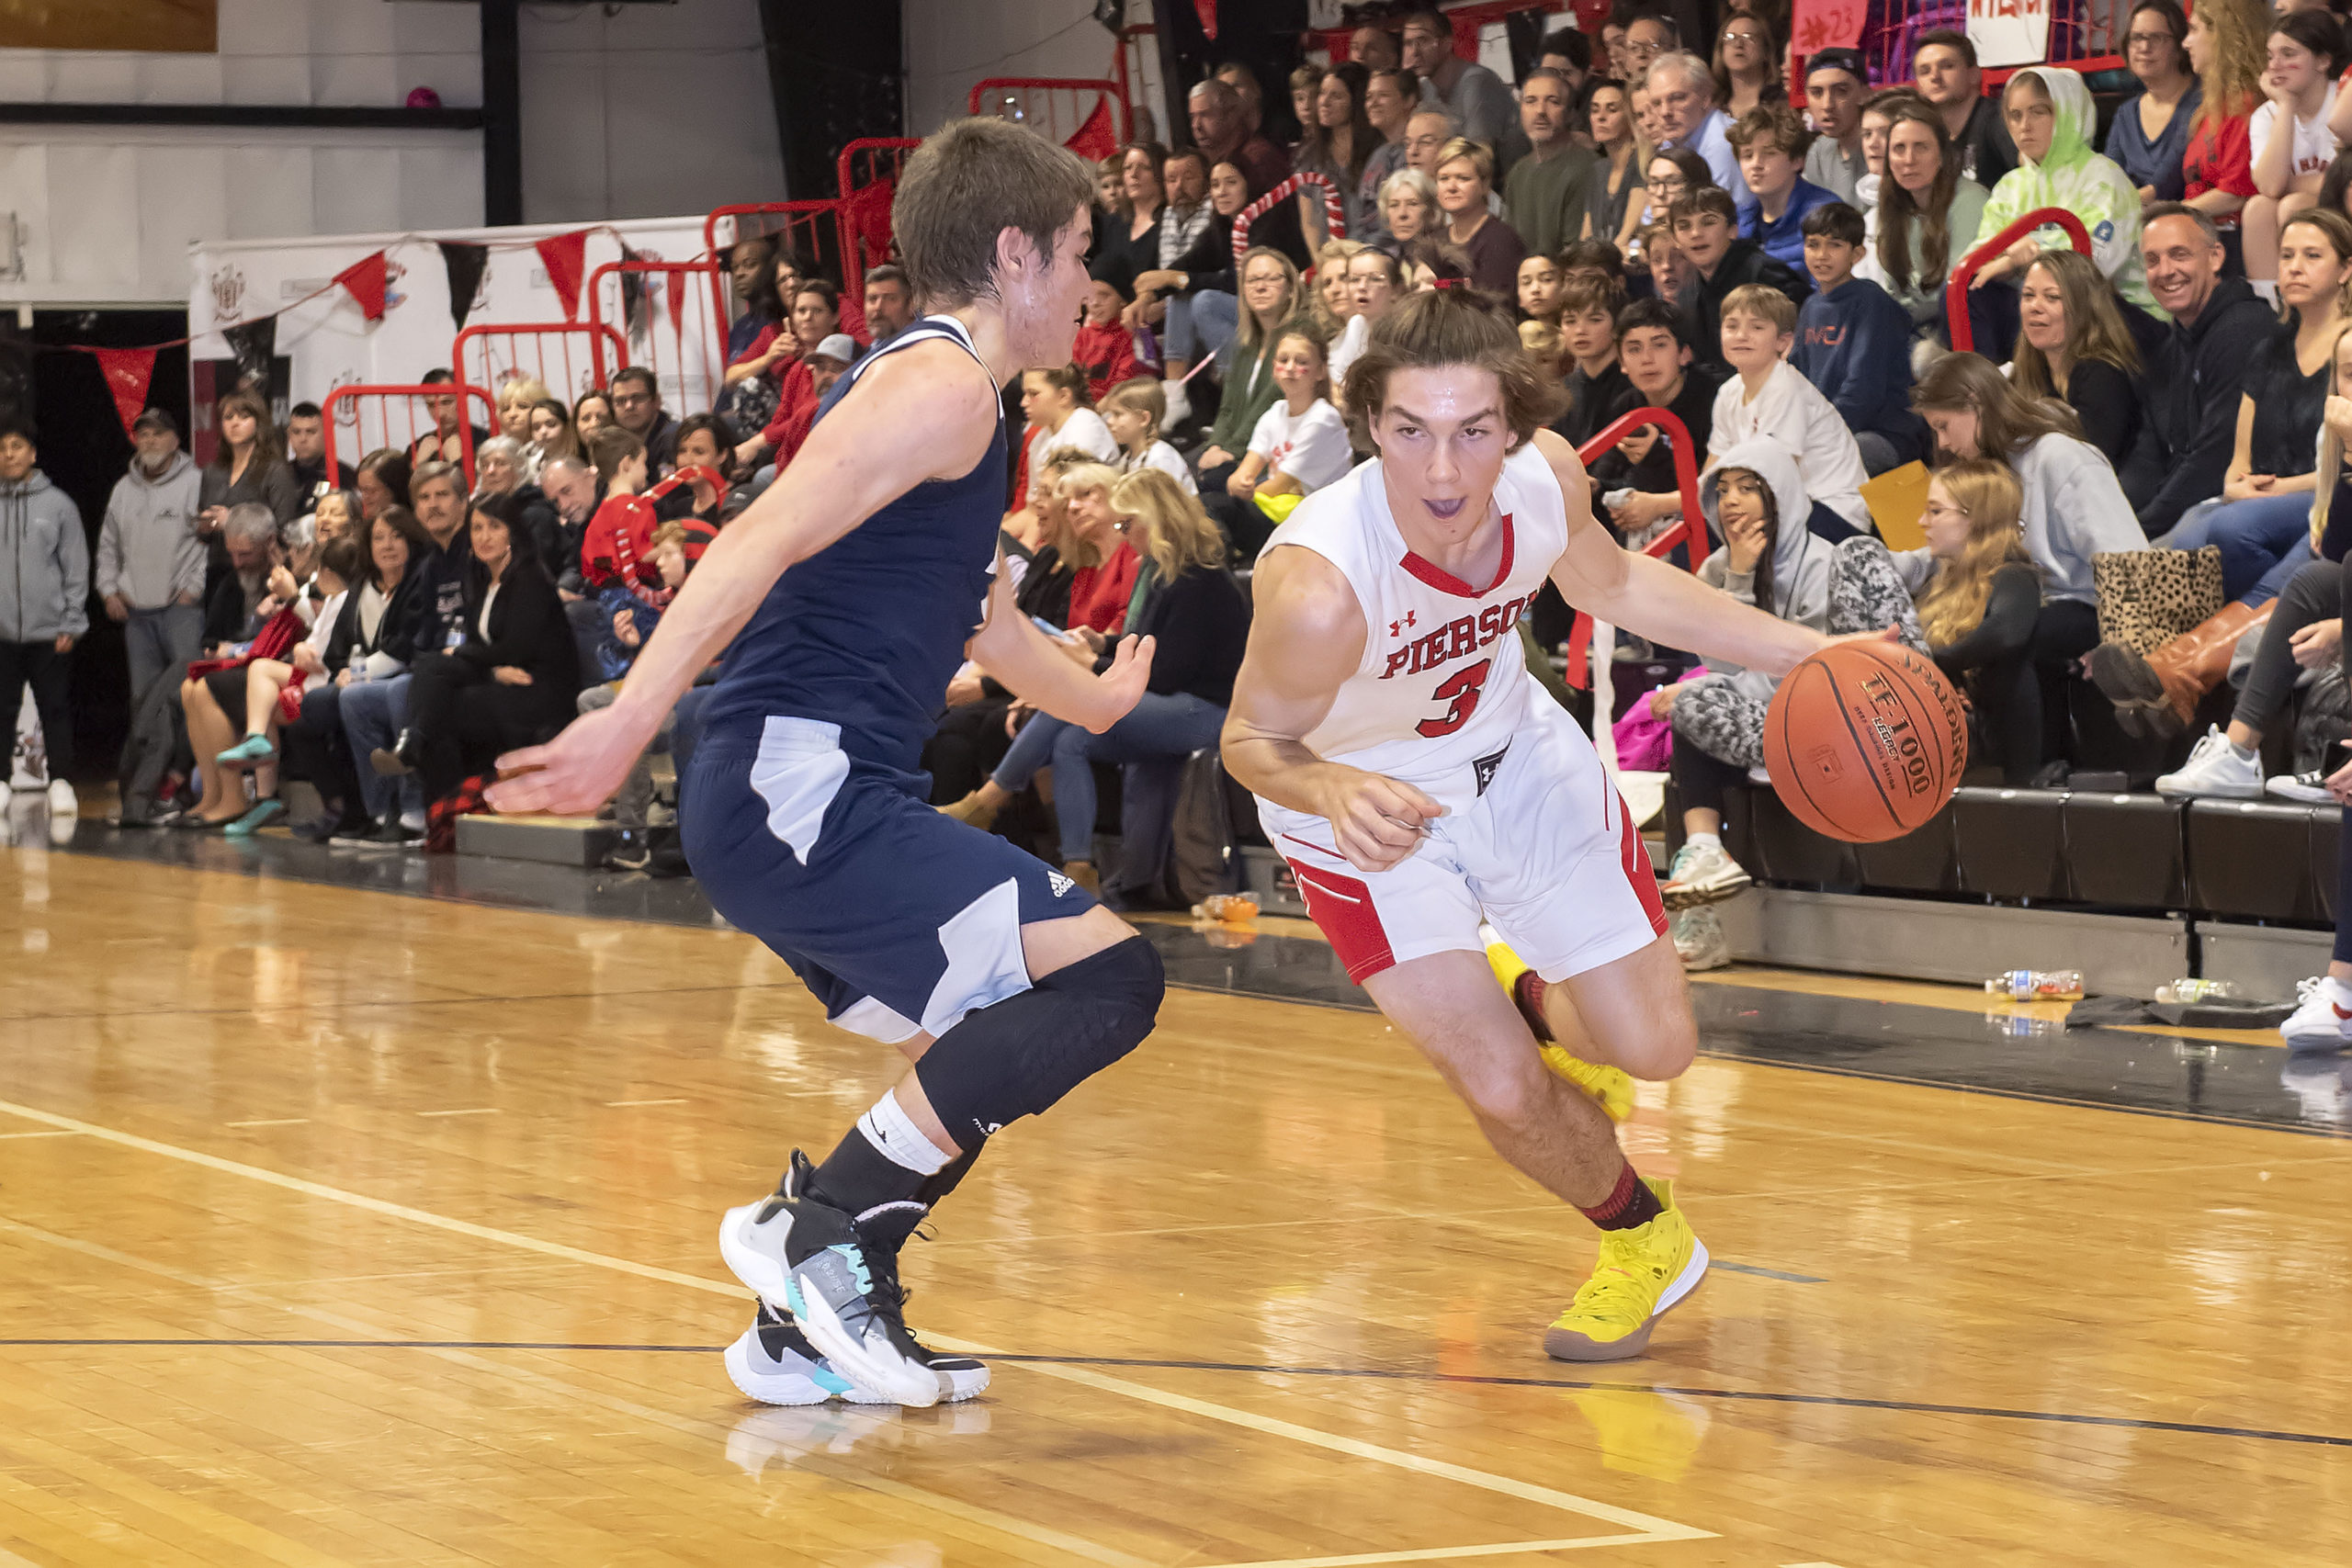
top-left (16, 0), bottom-right (2352, 1022)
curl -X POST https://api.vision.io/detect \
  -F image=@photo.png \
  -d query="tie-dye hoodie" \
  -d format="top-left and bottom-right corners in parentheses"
top-left (1978, 66), bottom-right (2161, 318)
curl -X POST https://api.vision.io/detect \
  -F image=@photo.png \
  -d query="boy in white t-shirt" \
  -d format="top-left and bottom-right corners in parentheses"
top-left (1707, 283), bottom-right (1873, 537)
top-left (2245, 11), bottom-right (2342, 292)
top-left (1100, 377), bottom-right (1198, 495)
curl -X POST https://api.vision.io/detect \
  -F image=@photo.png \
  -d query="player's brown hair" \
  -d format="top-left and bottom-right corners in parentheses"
top-left (894, 118), bottom-right (1096, 310)
top-left (1342, 287), bottom-right (1564, 449)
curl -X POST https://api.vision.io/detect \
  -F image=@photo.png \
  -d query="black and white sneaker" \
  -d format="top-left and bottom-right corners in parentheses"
top-left (724, 1299), bottom-right (987, 1405)
top-left (2267, 769), bottom-right (2335, 805)
top-left (718, 1151), bottom-right (947, 1407)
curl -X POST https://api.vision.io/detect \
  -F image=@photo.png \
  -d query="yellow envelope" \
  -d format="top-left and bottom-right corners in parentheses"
top-left (1861, 461), bottom-right (1932, 551)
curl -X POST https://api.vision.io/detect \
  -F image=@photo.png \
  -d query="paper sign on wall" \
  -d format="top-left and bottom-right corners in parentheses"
top-left (1969, 0), bottom-right (2052, 70)
top-left (1792, 0), bottom-right (1870, 52)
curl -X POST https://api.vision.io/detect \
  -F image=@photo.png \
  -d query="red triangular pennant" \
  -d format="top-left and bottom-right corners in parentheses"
top-left (334, 251), bottom-right (389, 321)
top-left (1193, 0), bottom-right (1217, 42)
top-left (91, 347), bottom-right (157, 438)
top-left (537, 230), bottom-right (591, 321)
top-left (1065, 98), bottom-right (1117, 163)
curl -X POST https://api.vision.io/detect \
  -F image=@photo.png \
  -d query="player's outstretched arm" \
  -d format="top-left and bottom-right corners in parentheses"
top-left (486, 345), bottom-right (999, 816)
top-left (968, 562), bottom-right (1156, 733)
top-left (1532, 430), bottom-right (1826, 679)
top-left (1221, 546), bottom-right (1440, 874)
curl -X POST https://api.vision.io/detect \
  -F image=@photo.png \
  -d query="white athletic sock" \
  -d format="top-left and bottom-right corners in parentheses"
top-left (2230, 740), bottom-right (2258, 761)
top-left (1687, 832), bottom-right (1722, 852)
top-left (854, 1089), bottom-right (952, 1177)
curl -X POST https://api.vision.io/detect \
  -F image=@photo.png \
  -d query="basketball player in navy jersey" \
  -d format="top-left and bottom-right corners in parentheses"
top-left (489, 120), bottom-right (1163, 1409)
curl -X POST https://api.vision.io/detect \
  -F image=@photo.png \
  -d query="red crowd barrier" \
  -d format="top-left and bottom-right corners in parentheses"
top-left (1943, 206), bottom-right (2094, 355)
top-left (967, 77), bottom-right (1132, 158)
top-left (1562, 406), bottom-right (1703, 691)
top-left (322, 382), bottom-right (495, 490)
top-left (451, 321), bottom-right (626, 433)
top-left (703, 200), bottom-right (864, 340)
top-left (587, 257), bottom-right (728, 419)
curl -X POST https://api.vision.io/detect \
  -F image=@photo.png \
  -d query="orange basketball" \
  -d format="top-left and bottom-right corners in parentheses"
top-left (1761, 640), bottom-right (1966, 842)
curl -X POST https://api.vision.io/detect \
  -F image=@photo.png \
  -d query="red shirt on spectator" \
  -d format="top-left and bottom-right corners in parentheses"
top-left (1067, 539), bottom-right (1141, 635)
top-left (1008, 423), bottom-right (1045, 513)
top-left (1072, 321), bottom-right (1141, 403)
top-left (2183, 110), bottom-right (2255, 231)
top-left (758, 359), bottom-right (823, 454)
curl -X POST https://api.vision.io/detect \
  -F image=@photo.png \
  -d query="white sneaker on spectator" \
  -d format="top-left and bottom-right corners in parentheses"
top-left (1661, 839), bottom-right (1750, 909)
top-left (45, 779), bottom-right (74, 816)
top-left (2266, 769), bottom-right (2335, 805)
top-left (2154, 727), bottom-right (2263, 799)
top-left (1669, 907), bottom-right (1729, 970)
top-left (2280, 976), bottom-right (2352, 1055)
top-left (1161, 378), bottom-right (1191, 428)
top-left (1745, 764), bottom-right (1770, 786)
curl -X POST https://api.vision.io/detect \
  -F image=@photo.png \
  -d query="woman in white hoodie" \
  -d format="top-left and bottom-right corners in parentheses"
top-left (1648, 437), bottom-right (1927, 968)
top-left (1910, 351), bottom-right (2148, 770)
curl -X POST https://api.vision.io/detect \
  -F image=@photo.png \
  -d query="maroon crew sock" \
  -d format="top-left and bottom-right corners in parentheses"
top-left (1577, 1163), bottom-right (1664, 1231)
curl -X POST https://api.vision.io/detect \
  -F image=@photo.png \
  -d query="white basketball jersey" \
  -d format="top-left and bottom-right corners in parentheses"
top-left (1259, 443), bottom-right (1576, 812)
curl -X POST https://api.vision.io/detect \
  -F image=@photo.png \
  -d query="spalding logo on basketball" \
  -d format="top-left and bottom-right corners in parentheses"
top-left (1762, 639), bottom-right (1966, 843)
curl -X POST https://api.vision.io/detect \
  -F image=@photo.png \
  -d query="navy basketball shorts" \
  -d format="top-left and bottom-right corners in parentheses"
top-left (683, 716), bottom-right (1099, 1043)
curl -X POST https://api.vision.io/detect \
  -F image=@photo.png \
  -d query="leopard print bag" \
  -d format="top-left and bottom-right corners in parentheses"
top-left (2093, 545), bottom-right (2223, 656)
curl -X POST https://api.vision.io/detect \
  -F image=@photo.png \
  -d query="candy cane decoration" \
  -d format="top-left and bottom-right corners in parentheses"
top-left (1232, 172), bottom-right (1347, 259)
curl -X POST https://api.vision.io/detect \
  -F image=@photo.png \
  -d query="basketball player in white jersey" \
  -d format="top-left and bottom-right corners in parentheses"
top-left (1224, 288), bottom-right (1859, 1360)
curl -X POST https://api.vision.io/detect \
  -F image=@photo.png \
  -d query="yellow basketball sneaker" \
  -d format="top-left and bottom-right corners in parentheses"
top-left (1485, 942), bottom-right (1635, 1123)
top-left (1544, 1179), bottom-right (1708, 1362)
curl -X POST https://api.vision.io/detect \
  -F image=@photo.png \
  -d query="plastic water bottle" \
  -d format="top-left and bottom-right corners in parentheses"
top-left (1195, 894), bottom-right (1260, 924)
top-left (1984, 969), bottom-right (2084, 1002)
top-left (2154, 979), bottom-right (2241, 1004)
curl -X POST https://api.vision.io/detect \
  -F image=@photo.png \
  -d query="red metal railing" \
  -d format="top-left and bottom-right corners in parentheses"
top-left (1562, 407), bottom-right (1703, 691)
top-left (587, 258), bottom-right (728, 419)
top-left (322, 382), bottom-right (494, 491)
top-left (833, 139), bottom-right (917, 293)
top-left (967, 77), bottom-right (1132, 155)
top-left (1943, 206), bottom-right (2094, 355)
top-left (451, 321), bottom-right (625, 433)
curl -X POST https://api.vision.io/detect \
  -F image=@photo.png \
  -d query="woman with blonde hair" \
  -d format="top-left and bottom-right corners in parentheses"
top-left (1309, 237), bottom-right (1367, 338)
top-left (1196, 246), bottom-right (1306, 493)
top-left (2010, 247), bottom-right (2147, 465)
top-left (940, 466), bottom-right (1249, 904)
top-left (1434, 136), bottom-right (1529, 294)
top-left (494, 377), bottom-right (552, 450)
top-left (2180, 0), bottom-right (2269, 270)
top-left (1889, 458), bottom-right (2043, 784)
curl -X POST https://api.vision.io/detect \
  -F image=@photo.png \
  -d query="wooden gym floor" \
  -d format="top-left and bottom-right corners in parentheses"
top-left (2, 830), bottom-right (2349, 1566)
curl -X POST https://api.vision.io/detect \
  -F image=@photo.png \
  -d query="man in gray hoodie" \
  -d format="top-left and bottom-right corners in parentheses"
top-left (0, 424), bottom-right (88, 787)
top-left (98, 408), bottom-right (205, 703)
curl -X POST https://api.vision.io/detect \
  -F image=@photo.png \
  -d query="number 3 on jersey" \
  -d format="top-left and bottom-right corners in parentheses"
top-left (1418, 659), bottom-right (1492, 738)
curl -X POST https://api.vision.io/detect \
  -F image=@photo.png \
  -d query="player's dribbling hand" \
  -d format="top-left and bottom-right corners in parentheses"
top-left (1323, 769), bottom-right (1442, 874)
top-left (1082, 634), bottom-right (1156, 733)
top-left (485, 705), bottom-right (650, 818)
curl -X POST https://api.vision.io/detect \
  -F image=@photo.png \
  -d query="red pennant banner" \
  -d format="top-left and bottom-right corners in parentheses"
top-left (537, 230), bottom-right (591, 321)
top-left (1193, 0), bottom-right (1217, 42)
top-left (1065, 98), bottom-right (1118, 163)
top-left (90, 347), bottom-right (157, 438)
top-left (334, 251), bottom-right (389, 321)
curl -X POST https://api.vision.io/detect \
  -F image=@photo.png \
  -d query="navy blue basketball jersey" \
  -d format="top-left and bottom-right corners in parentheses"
top-left (699, 315), bottom-right (1007, 776)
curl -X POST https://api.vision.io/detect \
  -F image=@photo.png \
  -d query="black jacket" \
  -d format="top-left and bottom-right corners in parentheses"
top-left (323, 570), bottom-right (430, 671)
top-left (451, 561), bottom-right (581, 698)
top-left (1684, 241), bottom-right (1811, 375)
top-left (2126, 276), bottom-right (2278, 535)
top-left (1128, 563), bottom-right (1250, 707)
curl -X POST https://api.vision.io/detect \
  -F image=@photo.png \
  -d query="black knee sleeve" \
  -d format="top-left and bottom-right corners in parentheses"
top-left (914, 935), bottom-right (1164, 1145)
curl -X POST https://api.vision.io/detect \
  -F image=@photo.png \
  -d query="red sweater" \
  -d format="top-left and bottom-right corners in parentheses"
top-left (1067, 540), bottom-right (1141, 635)
top-left (1072, 320), bottom-right (1140, 403)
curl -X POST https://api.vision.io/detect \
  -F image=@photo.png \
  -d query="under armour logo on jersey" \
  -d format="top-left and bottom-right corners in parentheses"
top-left (1473, 743), bottom-right (1510, 795)
top-left (1388, 610), bottom-right (1418, 637)
top-left (1047, 870), bottom-right (1077, 897)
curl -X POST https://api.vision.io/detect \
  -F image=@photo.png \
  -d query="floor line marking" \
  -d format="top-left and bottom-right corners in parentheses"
top-left (0, 1090), bottom-right (1713, 1549)
top-left (1193, 1539), bottom-right (1670, 1567)
top-left (413, 1108), bottom-right (500, 1117)
top-left (224, 1119), bottom-right (309, 1128)
top-left (604, 1098), bottom-right (689, 1107)
top-left (0, 1131), bottom-right (82, 1141)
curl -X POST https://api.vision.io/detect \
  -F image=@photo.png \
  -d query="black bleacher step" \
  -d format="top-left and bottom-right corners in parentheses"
top-left (2184, 799), bottom-right (2327, 922)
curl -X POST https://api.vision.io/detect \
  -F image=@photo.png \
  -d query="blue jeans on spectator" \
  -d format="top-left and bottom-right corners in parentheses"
top-left (122, 604), bottom-right (204, 705)
top-left (2166, 491), bottom-right (2315, 604)
top-left (989, 691), bottom-right (1228, 862)
top-left (339, 674), bottom-right (424, 826)
top-left (1165, 290), bottom-right (1239, 367)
